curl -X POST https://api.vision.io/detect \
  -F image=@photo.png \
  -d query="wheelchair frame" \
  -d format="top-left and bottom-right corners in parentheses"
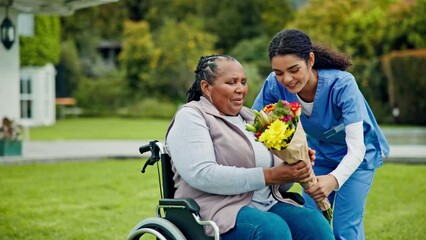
top-left (127, 140), bottom-right (220, 240)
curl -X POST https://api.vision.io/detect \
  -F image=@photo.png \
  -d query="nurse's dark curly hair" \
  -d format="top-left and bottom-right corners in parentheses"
top-left (268, 29), bottom-right (352, 70)
top-left (186, 54), bottom-right (237, 102)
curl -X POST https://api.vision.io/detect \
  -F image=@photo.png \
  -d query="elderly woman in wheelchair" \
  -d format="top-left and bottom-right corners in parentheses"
top-left (128, 54), bottom-right (334, 240)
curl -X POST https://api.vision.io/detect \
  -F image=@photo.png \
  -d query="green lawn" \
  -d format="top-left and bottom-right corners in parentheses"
top-left (28, 117), bottom-right (172, 140)
top-left (0, 161), bottom-right (425, 240)
top-left (11, 118), bottom-right (426, 239)
top-left (0, 159), bottom-right (159, 240)
top-left (364, 164), bottom-right (426, 239)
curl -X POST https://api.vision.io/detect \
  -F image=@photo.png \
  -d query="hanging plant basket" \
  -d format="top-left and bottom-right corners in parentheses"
top-left (0, 117), bottom-right (22, 156)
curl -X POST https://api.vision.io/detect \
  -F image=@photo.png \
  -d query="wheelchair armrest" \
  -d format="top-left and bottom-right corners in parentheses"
top-left (159, 198), bottom-right (200, 213)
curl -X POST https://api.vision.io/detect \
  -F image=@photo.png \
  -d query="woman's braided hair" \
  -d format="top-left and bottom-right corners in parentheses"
top-left (186, 54), bottom-right (237, 102)
top-left (268, 29), bottom-right (352, 70)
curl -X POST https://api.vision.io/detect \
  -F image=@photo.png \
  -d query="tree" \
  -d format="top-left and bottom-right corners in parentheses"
top-left (123, 0), bottom-right (151, 21)
top-left (119, 20), bottom-right (159, 97)
top-left (140, 0), bottom-right (294, 52)
top-left (200, 0), bottom-right (287, 51)
top-left (151, 18), bottom-right (217, 101)
top-left (259, 0), bottom-right (295, 37)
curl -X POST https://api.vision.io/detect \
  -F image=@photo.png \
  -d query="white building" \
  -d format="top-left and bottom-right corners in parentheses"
top-left (0, 0), bottom-right (118, 126)
top-left (19, 64), bottom-right (56, 126)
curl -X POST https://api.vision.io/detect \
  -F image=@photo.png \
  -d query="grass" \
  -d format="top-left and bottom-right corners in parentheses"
top-left (363, 164), bottom-right (426, 239)
top-left (0, 161), bottom-right (425, 239)
top-left (0, 159), bottom-right (160, 239)
top-left (12, 118), bottom-right (426, 239)
top-left (28, 117), bottom-right (172, 140)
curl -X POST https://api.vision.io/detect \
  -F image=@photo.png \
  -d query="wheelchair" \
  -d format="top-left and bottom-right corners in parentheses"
top-left (127, 140), bottom-right (220, 240)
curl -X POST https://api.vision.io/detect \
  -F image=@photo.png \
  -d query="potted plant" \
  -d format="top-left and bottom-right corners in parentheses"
top-left (0, 117), bottom-right (22, 156)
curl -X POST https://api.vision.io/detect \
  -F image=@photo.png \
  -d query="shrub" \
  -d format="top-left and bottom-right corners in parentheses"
top-left (74, 71), bottom-right (128, 116)
top-left (122, 98), bottom-right (178, 119)
top-left (381, 49), bottom-right (426, 125)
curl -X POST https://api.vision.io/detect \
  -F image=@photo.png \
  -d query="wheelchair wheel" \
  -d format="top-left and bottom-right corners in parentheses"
top-left (127, 217), bottom-right (187, 240)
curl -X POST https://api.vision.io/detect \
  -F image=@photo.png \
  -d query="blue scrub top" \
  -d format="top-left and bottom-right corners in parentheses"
top-left (253, 69), bottom-right (389, 169)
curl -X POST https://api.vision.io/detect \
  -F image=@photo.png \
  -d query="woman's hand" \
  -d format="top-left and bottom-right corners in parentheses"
top-left (264, 161), bottom-right (314, 185)
top-left (304, 174), bottom-right (338, 201)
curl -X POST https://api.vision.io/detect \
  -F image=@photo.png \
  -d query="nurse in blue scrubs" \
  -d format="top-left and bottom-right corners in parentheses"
top-left (252, 29), bottom-right (389, 240)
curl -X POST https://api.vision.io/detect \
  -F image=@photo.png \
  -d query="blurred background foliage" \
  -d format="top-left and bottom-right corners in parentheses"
top-left (20, 0), bottom-right (426, 123)
top-left (20, 16), bottom-right (61, 66)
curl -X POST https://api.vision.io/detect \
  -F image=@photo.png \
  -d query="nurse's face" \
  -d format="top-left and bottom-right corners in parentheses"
top-left (271, 53), bottom-right (314, 94)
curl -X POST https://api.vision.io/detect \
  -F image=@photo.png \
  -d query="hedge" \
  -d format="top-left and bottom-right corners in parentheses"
top-left (381, 49), bottom-right (426, 125)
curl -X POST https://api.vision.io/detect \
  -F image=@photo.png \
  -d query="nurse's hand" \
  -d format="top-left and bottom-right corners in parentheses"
top-left (304, 174), bottom-right (338, 202)
top-left (307, 147), bottom-right (316, 166)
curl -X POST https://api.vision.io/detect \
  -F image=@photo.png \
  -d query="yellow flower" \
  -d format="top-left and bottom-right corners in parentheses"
top-left (258, 119), bottom-right (295, 150)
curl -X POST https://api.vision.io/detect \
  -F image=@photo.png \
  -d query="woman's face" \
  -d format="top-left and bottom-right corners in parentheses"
top-left (270, 53), bottom-right (313, 94)
top-left (202, 60), bottom-right (248, 116)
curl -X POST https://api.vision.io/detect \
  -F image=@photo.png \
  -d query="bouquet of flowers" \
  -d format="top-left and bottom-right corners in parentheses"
top-left (246, 100), bottom-right (333, 221)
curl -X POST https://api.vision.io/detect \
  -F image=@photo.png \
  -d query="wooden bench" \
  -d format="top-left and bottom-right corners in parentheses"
top-left (55, 98), bottom-right (82, 119)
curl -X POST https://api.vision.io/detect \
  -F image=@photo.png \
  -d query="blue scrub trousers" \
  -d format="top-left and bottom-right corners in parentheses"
top-left (220, 202), bottom-right (334, 240)
top-left (302, 164), bottom-right (376, 240)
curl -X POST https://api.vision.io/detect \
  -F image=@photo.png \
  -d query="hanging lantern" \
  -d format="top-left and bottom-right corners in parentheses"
top-left (1, 3), bottom-right (15, 50)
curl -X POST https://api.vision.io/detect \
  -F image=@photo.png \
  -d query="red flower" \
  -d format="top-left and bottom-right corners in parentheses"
top-left (254, 131), bottom-right (262, 139)
top-left (289, 102), bottom-right (302, 116)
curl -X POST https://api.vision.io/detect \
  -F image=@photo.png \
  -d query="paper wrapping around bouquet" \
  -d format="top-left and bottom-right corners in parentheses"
top-left (271, 121), bottom-right (310, 165)
top-left (271, 121), bottom-right (334, 219)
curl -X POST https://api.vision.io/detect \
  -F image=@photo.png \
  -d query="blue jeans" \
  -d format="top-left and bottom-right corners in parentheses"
top-left (302, 164), bottom-right (375, 240)
top-left (220, 202), bottom-right (334, 240)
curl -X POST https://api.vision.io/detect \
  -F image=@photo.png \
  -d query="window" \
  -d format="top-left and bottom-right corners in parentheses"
top-left (20, 75), bottom-right (32, 119)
